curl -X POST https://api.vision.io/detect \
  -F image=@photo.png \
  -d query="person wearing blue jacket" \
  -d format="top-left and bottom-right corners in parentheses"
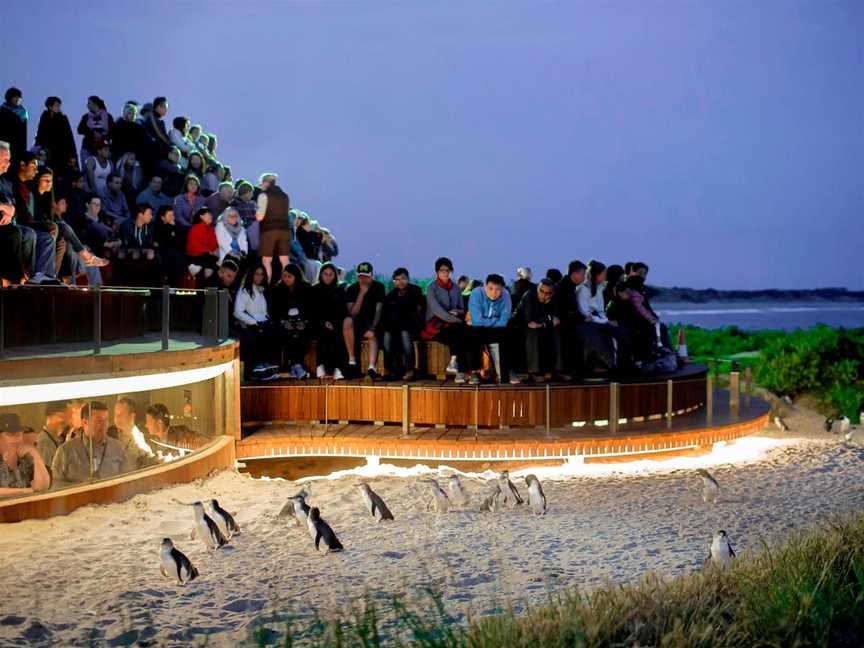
top-left (466, 274), bottom-right (519, 385)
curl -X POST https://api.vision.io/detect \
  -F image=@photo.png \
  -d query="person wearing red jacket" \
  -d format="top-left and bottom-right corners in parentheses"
top-left (185, 207), bottom-right (218, 279)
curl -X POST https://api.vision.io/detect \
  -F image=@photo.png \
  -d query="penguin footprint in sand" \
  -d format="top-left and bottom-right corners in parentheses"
top-left (192, 501), bottom-right (228, 550)
top-left (306, 507), bottom-right (343, 554)
top-left (356, 483), bottom-right (394, 522)
top-left (159, 538), bottom-right (199, 585)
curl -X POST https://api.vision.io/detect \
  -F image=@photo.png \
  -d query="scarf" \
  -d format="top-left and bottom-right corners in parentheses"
top-left (86, 109), bottom-right (109, 133)
top-left (436, 276), bottom-right (453, 290)
top-left (218, 212), bottom-right (244, 239)
top-left (1, 102), bottom-right (28, 123)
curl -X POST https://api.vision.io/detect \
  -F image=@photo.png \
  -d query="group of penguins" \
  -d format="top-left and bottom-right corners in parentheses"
top-left (158, 468), bottom-right (744, 586)
top-left (821, 414), bottom-right (860, 442)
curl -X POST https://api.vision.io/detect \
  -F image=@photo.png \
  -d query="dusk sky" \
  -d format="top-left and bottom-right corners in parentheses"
top-left (5, 1), bottom-right (862, 289)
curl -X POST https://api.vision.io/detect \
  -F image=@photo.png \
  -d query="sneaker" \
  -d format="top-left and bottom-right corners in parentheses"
top-left (188, 264), bottom-right (202, 276)
top-left (509, 372), bottom-right (522, 385)
top-left (333, 368), bottom-right (345, 381)
top-left (260, 370), bottom-right (280, 382)
top-left (446, 357), bottom-right (459, 374)
top-left (454, 372), bottom-right (466, 384)
top-left (367, 368), bottom-right (380, 381)
top-left (468, 373), bottom-right (481, 385)
top-left (251, 364), bottom-right (269, 374)
top-left (80, 250), bottom-right (109, 267)
top-left (316, 365), bottom-right (326, 379)
top-left (292, 364), bottom-right (308, 379)
top-left (402, 370), bottom-right (415, 382)
top-left (261, 362), bottom-right (279, 371)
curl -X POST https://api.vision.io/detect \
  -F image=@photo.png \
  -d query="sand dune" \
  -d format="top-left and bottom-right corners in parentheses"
top-left (0, 405), bottom-right (862, 646)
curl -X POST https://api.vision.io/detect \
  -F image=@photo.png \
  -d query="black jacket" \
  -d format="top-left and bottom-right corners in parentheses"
top-left (35, 111), bottom-right (77, 166)
top-left (381, 284), bottom-right (424, 334)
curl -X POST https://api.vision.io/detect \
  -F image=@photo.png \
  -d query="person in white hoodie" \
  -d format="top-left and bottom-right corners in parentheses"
top-left (215, 207), bottom-right (248, 263)
top-left (575, 260), bottom-right (609, 324)
top-left (234, 264), bottom-right (279, 381)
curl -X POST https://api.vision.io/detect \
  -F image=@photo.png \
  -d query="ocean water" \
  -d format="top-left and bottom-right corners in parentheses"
top-left (654, 301), bottom-right (864, 331)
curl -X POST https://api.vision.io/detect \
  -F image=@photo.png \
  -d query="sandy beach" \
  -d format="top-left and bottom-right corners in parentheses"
top-left (1, 404), bottom-right (862, 647)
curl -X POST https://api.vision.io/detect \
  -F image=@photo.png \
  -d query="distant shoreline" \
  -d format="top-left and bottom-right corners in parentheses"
top-left (648, 287), bottom-right (864, 303)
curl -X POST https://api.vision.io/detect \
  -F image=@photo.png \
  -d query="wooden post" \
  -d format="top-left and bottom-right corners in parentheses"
top-left (706, 374), bottom-right (714, 426)
top-left (161, 285), bottom-right (170, 351)
top-left (744, 367), bottom-right (752, 409)
top-left (324, 384), bottom-right (329, 435)
top-left (609, 382), bottom-right (619, 434)
top-left (729, 371), bottom-right (740, 416)
top-left (402, 384), bottom-right (409, 434)
top-left (545, 384), bottom-right (550, 434)
top-left (473, 386), bottom-right (479, 431)
top-left (93, 287), bottom-right (102, 355)
top-left (666, 379), bottom-right (674, 429)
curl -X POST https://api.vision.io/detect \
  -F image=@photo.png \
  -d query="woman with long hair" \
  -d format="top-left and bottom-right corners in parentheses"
top-left (270, 263), bottom-right (311, 379)
top-left (172, 174), bottom-right (205, 228)
top-left (76, 95), bottom-right (113, 166)
top-left (185, 207), bottom-right (219, 278)
top-left (234, 264), bottom-right (280, 381)
top-left (308, 262), bottom-right (347, 380)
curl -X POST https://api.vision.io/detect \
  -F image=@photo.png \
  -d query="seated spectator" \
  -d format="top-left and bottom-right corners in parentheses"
top-left (309, 262), bottom-right (347, 380)
top-left (158, 147), bottom-right (185, 197)
top-left (173, 174), bottom-right (205, 228)
top-left (113, 397), bottom-right (157, 470)
top-left (576, 260), bottom-right (609, 324)
top-left (462, 278), bottom-right (481, 309)
top-left (215, 206), bottom-right (248, 264)
top-left (205, 181), bottom-right (234, 219)
top-left (629, 261), bottom-right (649, 279)
top-left (344, 261), bottom-right (385, 379)
top-left (381, 267), bottom-right (424, 381)
top-left (204, 255), bottom-right (241, 318)
top-left (186, 151), bottom-right (206, 182)
top-left (76, 95), bottom-right (113, 166)
top-left (0, 413), bottom-right (51, 497)
top-left (110, 101), bottom-right (146, 162)
top-left (154, 205), bottom-right (186, 285)
top-left (35, 96), bottom-right (76, 169)
top-left (196, 133), bottom-right (210, 156)
top-left (51, 401), bottom-right (131, 487)
top-left (185, 207), bottom-right (219, 278)
top-left (63, 399), bottom-right (84, 439)
top-left (511, 267), bottom-right (535, 306)
top-left (81, 194), bottom-right (120, 276)
top-left (36, 402), bottom-right (67, 473)
top-left (115, 151), bottom-right (144, 207)
top-left (144, 403), bottom-right (209, 455)
top-left (118, 203), bottom-right (155, 260)
top-left (231, 180), bottom-right (258, 252)
top-left (556, 259), bottom-right (587, 374)
top-left (168, 115), bottom-right (194, 157)
top-left (201, 162), bottom-right (224, 195)
top-left (545, 267), bottom-right (563, 284)
top-left (222, 165), bottom-right (232, 183)
top-left (270, 263), bottom-right (311, 378)
top-left (621, 274), bottom-right (669, 360)
top-left (52, 189), bottom-right (109, 279)
top-left (136, 175), bottom-right (173, 212)
top-left (457, 275), bottom-right (470, 293)
top-left (0, 88), bottom-right (27, 166)
top-left (205, 132), bottom-right (218, 158)
top-left (188, 123), bottom-right (203, 148)
top-left (320, 227), bottom-right (338, 262)
top-left (32, 167), bottom-right (65, 280)
top-left (467, 273), bottom-right (517, 385)
top-left (512, 279), bottom-right (568, 382)
top-left (234, 264), bottom-right (280, 381)
top-left (99, 172), bottom-right (131, 223)
top-left (11, 153), bottom-right (58, 282)
top-left (603, 264), bottom-right (625, 307)
top-left (57, 169), bottom-right (87, 234)
top-left (422, 257), bottom-right (469, 383)
top-left (143, 96), bottom-right (171, 165)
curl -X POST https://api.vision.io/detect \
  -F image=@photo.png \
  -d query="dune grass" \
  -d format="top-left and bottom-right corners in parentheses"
top-left (248, 514), bottom-right (864, 647)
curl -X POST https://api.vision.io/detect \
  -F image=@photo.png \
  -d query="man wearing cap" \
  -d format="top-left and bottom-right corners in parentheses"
top-left (0, 413), bottom-right (51, 497)
top-left (344, 261), bottom-right (385, 379)
top-left (51, 401), bottom-right (131, 488)
top-left (35, 402), bottom-right (68, 472)
top-left (254, 172), bottom-right (291, 283)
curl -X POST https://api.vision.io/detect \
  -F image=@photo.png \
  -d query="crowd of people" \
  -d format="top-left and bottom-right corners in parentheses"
top-left (0, 87), bottom-right (339, 288)
top-left (0, 399), bottom-right (209, 497)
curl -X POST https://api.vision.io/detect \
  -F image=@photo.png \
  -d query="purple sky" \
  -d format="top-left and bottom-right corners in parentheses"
top-left (6, 1), bottom-right (863, 289)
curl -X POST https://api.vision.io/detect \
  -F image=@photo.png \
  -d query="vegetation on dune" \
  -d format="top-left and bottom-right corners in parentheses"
top-left (247, 515), bottom-right (864, 647)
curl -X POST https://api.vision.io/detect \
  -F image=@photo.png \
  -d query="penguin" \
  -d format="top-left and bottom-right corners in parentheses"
top-left (824, 417), bottom-right (834, 433)
top-left (192, 501), bottom-right (228, 550)
top-left (479, 484), bottom-right (502, 513)
top-left (285, 491), bottom-right (312, 528)
top-left (773, 415), bottom-right (789, 432)
top-left (448, 475), bottom-right (470, 507)
top-left (209, 499), bottom-right (241, 539)
top-left (159, 538), bottom-right (199, 585)
top-left (696, 469), bottom-right (720, 503)
top-left (497, 471), bottom-right (524, 507)
top-left (706, 530), bottom-right (736, 569)
top-left (839, 416), bottom-right (851, 438)
top-left (356, 483), bottom-right (394, 522)
top-left (306, 507), bottom-right (343, 554)
top-left (419, 479), bottom-right (451, 513)
top-left (524, 474), bottom-right (547, 516)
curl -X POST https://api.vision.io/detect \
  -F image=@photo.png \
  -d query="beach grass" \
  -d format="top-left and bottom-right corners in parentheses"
top-left (246, 513), bottom-right (864, 647)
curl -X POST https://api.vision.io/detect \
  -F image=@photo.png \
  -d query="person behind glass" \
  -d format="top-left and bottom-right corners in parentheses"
top-left (234, 264), bottom-right (280, 381)
top-left (309, 262), bottom-right (347, 380)
top-left (113, 397), bottom-right (157, 469)
top-left (76, 95), bottom-right (113, 167)
top-left (36, 402), bottom-right (67, 473)
top-left (173, 174), bottom-right (205, 228)
top-left (118, 203), bottom-right (155, 261)
top-left (63, 399), bottom-right (85, 440)
top-left (467, 274), bottom-right (517, 385)
top-left (255, 172), bottom-right (291, 283)
top-left (51, 401), bottom-right (130, 488)
top-left (511, 279), bottom-right (569, 382)
top-left (270, 263), bottom-right (311, 379)
top-left (35, 96), bottom-right (76, 169)
top-left (381, 267), bottom-right (424, 381)
top-left (344, 261), bottom-right (385, 380)
top-left (422, 257), bottom-right (469, 383)
top-left (185, 207), bottom-right (219, 279)
top-left (154, 206), bottom-right (186, 285)
top-left (215, 206), bottom-right (248, 263)
top-left (0, 413), bottom-right (50, 497)
top-left (144, 403), bottom-right (208, 455)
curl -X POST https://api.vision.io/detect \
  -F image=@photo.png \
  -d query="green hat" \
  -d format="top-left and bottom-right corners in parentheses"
top-left (356, 262), bottom-right (373, 277)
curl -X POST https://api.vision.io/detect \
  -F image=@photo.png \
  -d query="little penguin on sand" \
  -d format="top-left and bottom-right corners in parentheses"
top-left (159, 538), bottom-right (199, 585)
top-left (448, 475), bottom-right (470, 507)
top-left (208, 498), bottom-right (240, 539)
top-left (192, 501), bottom-right (228, 550)
top-left (696, 469), bottom-right (720, 504)
top-left (524, 474), bottom-right (547, 515)
top-left (420, 479), bottom-right (451, 513)
top-left (306, 507), bottom-right (343, 554)
top-left (773, 415), bottom-right (789, 432)
top-left (356, 482), bottom-right (394, 522)
top-left (497, 471), bottom-right (524, 507)
top-left (480, 484), bottom-right (502, 513)
top-left (286, 491), bottom-right (312, 527)
top-left (705, 530), bottom-right (736, 569)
